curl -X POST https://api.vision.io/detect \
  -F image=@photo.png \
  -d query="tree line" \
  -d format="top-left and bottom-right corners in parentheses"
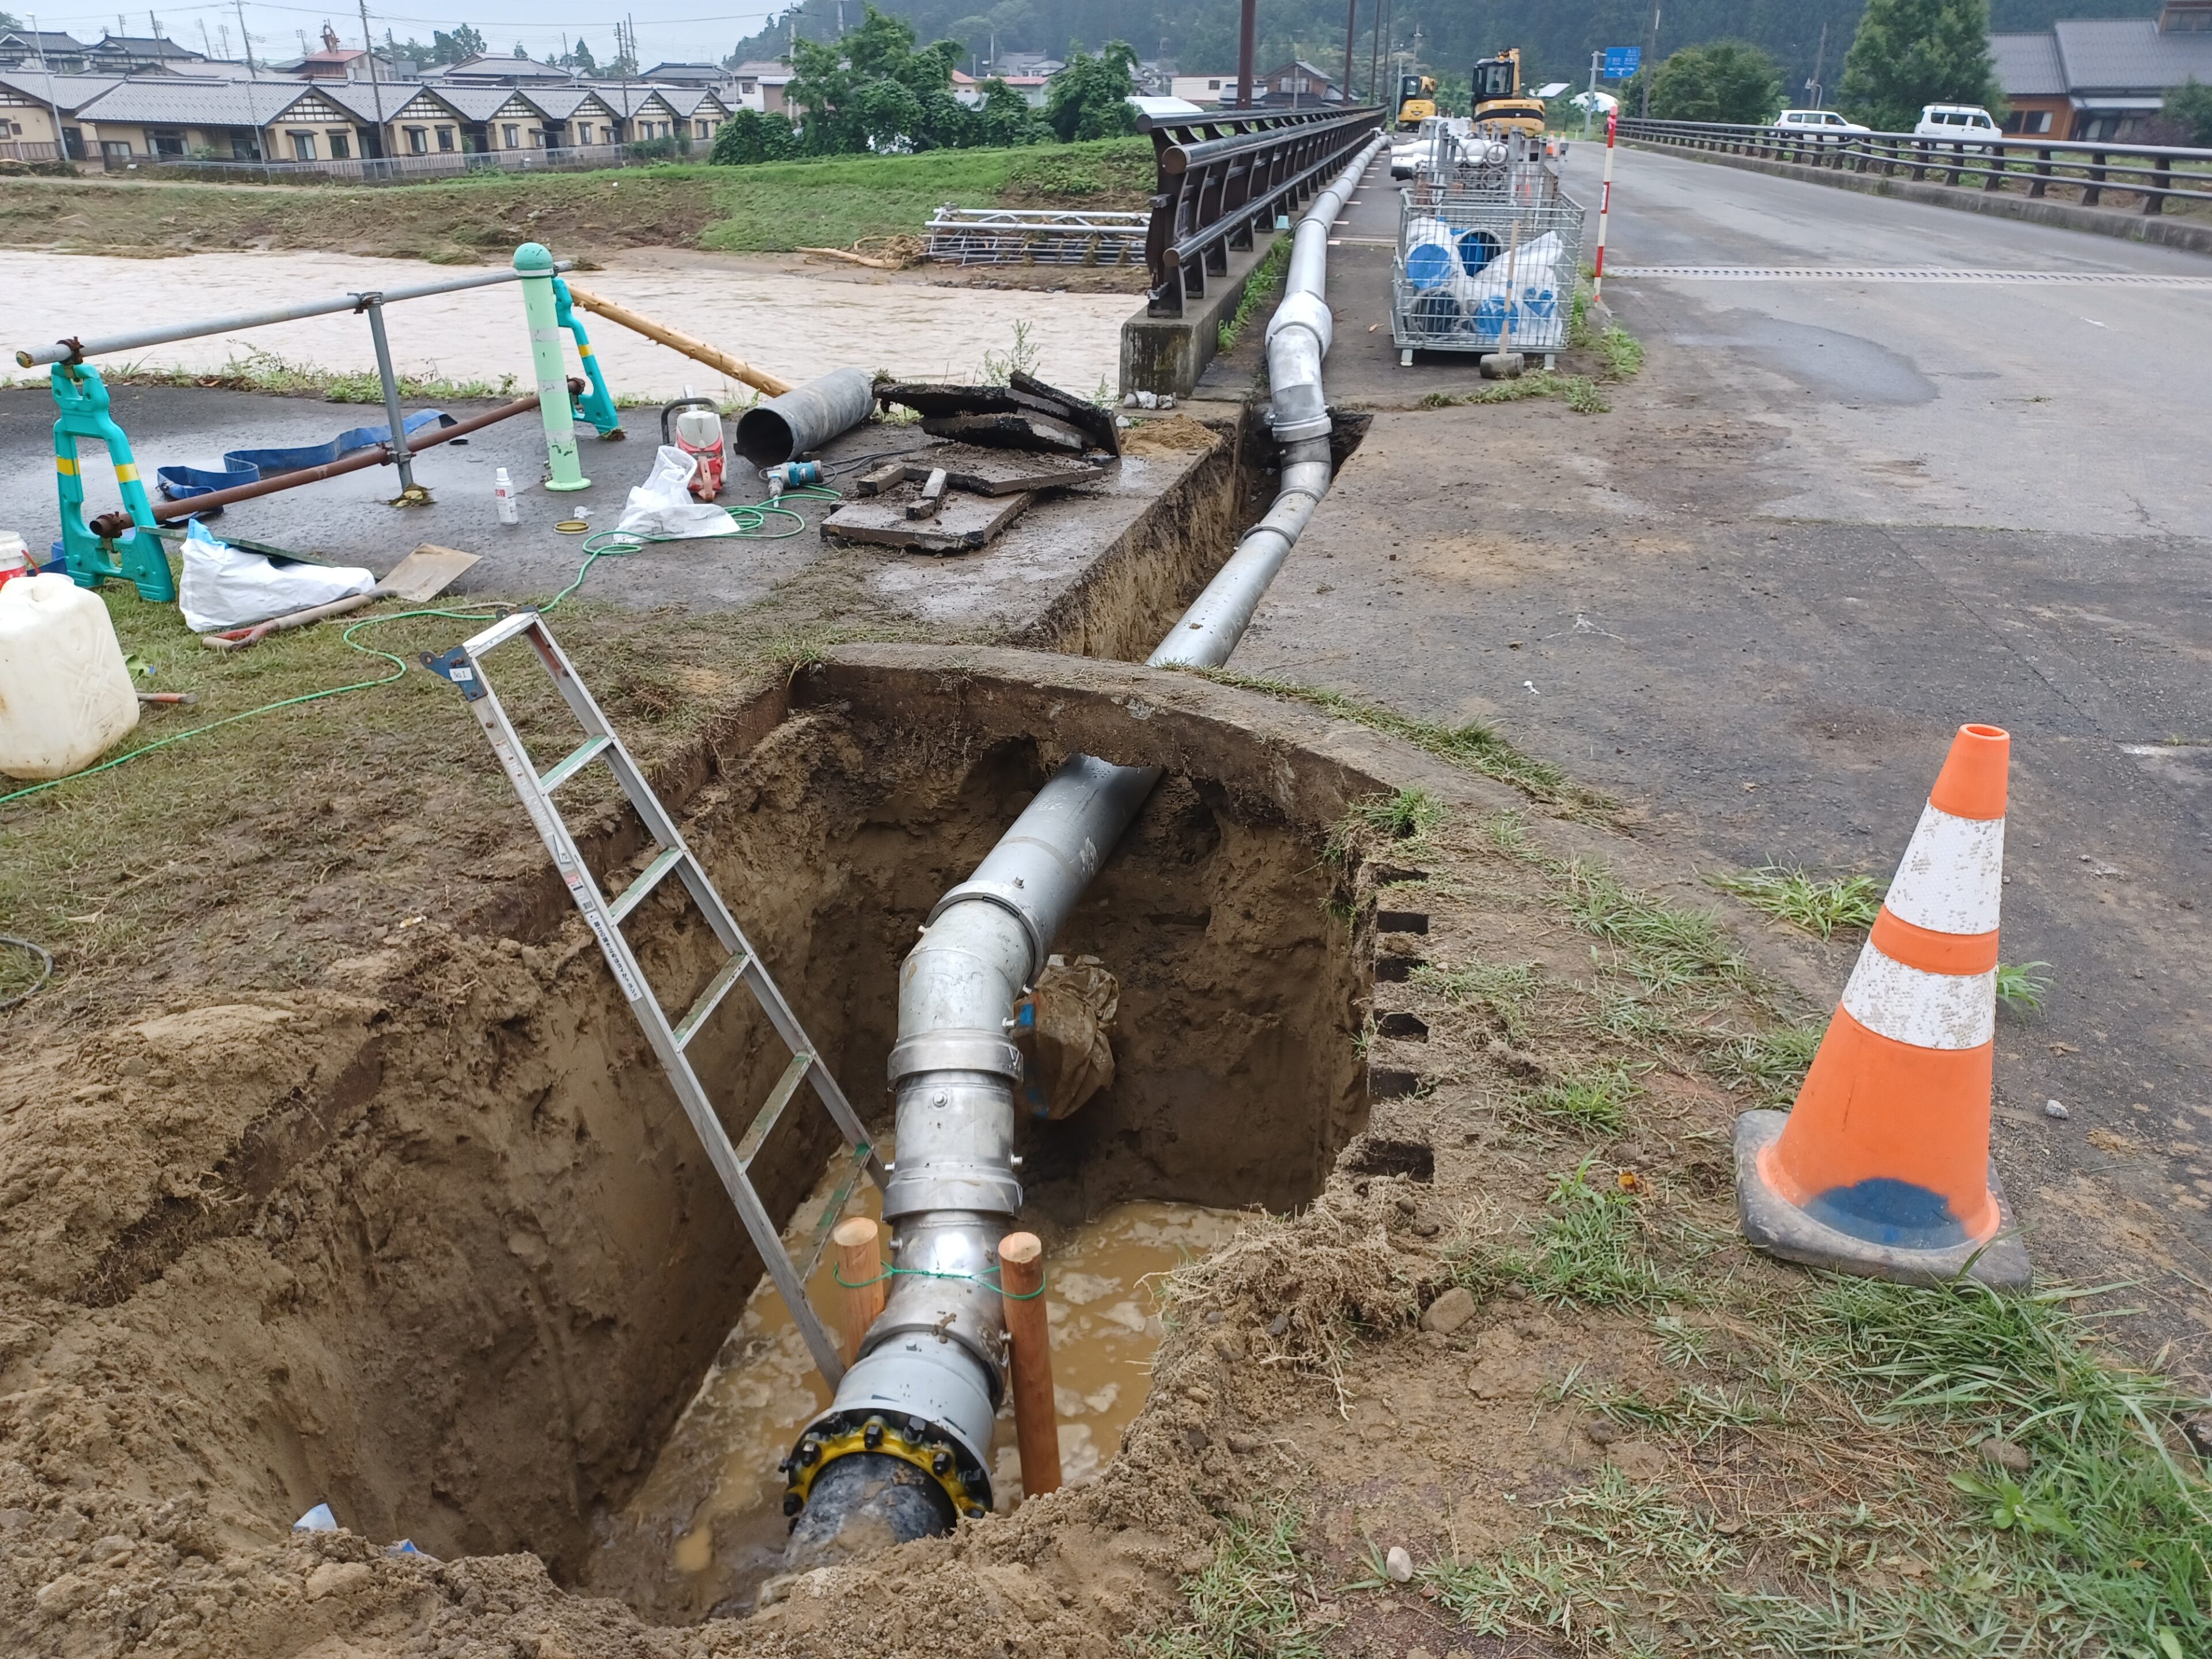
top-left (710, 4), bottom-right (1139, 163)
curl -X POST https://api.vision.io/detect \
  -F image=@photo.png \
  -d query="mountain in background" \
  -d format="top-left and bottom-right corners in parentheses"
top-left (726, 0), bottom-right (2160, 103)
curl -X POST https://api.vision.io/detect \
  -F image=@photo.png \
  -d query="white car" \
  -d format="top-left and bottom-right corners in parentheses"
top-left (1914, 104), bottom-right (2000, 149)
top-left (1774, 108), bottom-right (1869, 142)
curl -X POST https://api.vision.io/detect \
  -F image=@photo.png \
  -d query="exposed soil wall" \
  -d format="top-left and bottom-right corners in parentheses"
top-left (0, 650), bottom-right (1414, 1656)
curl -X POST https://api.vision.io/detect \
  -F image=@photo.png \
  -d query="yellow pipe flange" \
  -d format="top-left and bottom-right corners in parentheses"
top-left (783, 1415), bottom-right (987, 1522)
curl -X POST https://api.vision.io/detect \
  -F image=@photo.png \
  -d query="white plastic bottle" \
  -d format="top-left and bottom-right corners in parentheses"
top-left (0, 573), bottom-right (141, 780)
top-left (494, 467), bottom-right (520, 527)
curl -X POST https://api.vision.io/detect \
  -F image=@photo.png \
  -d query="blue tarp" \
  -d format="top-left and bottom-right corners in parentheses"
top-left (156, 410), bottom-right (455, 502)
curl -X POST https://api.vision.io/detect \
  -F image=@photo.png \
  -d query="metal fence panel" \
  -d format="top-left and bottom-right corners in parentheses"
top-left (923, 207), bottom-right (1150, 266)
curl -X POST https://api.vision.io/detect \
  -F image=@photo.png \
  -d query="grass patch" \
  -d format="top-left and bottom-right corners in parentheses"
top-left (1148, 1499), bottom-right (1327, 1658)
top-left (47, 346), bottom-right (524, 406)
top-left (1707, 863), bottom-right (1885, 939)
top-left (1511, 1163), bottom-right (1670, 1308)
top-left (1218, 233), bottom-right (1291, 354)
top-left (1182, 667), bottom-right (1611, 815)
top-left (1524, 1063), bottom-right (1641, 1134)
top-left (1325, 786), bottom-right (1445, 863)
top-left (1418, 369), bottom-right (1611, 415)
top-left (1412, 957), bottom-right (1540, 1042)
top-left (1423, 1278), bottom-right (2212, 1656)
top-left (1592, 325), bottom-right (1645, 380)
top-left (0, 140), bottom-right (1152, 263)
top-left (1556, 859), bottom-right (1748, 990)
top-left (1709, 1021), bottom-right (1825, 1103)
top-left (1997, 961), bottom-right (2053, 1015)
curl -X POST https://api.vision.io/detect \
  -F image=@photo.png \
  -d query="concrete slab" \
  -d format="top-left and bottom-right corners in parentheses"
top-left (0, 384), bottom-right (1225, 635)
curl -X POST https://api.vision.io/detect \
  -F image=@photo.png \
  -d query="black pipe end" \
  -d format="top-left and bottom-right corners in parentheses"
top-left (782, 1451), bottom-right (957, 1571)
top-left (734, 408), bottom-right (795, 468)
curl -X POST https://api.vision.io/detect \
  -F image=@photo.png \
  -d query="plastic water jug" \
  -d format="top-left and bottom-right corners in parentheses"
top-left (0, 573), bottom-right (140, 781)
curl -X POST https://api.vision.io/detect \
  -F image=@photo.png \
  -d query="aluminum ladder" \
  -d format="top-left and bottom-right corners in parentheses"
top-left (426, 610), bottom-right (883, 1384)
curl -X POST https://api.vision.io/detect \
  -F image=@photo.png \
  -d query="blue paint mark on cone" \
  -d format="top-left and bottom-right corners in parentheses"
top-left (1802, 1177), bottom-right (1971, 1250)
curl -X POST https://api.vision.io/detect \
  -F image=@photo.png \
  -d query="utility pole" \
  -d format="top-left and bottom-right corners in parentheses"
top-left (357, 0), bottom-right (386, 158)
top-left (1586, 49), bottom-right (1600, 138)
top-left (1376, 0), bottom-right (1391, 115)
top-left (1639, 3), bottom-right (1660, 118)
top-left (1342, 0), bottom-right (1357, 106)
top-left (27, 13), bottom-right (69, 162)
top-left (233, 0), bottom-right (263, 162)
top-left (1236, 0), bottom-right (1255, 108)
top-left (1806, 18), bottom-right (1828, 108)
top-left (1368, 0), bottom-right (1381, 107)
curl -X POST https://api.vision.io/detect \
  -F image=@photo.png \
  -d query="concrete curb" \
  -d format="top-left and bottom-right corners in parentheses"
top-left (1734, 1110), bottom-right (2032, 1289)
top-left (1623, 142), bottom-right (2212, 259)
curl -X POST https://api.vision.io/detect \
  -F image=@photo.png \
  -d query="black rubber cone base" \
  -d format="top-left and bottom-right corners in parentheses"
top-left (1734, 1110), bottom-right (2032, 1290)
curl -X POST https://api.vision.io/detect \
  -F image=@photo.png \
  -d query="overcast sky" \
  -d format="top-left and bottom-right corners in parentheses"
top-left (28, 1), bottom-right (791, 74)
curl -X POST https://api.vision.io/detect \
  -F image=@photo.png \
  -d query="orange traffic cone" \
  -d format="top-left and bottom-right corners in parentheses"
top-left (1735, 724), bottom-right (2030, 1287)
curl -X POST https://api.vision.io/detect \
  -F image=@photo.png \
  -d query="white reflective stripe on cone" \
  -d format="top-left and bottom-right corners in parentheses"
top-left (1840, 946), bottom-right (1998, 1050)
top-left (1884, 803), bottom-right (2005, 937)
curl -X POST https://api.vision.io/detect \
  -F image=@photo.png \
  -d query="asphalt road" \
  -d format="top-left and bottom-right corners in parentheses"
top-left (1236, 143), bottom-right (2212, 1371)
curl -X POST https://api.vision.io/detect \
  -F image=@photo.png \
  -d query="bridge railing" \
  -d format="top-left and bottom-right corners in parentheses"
top-left (1618, 116), bottom-right (2212, 217)
top-left (1140, 104), bottom-right (1384, 317)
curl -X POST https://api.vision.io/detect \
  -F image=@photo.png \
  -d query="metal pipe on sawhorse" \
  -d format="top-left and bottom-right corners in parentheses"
top-left (12, 262), bottom-right (573, 369)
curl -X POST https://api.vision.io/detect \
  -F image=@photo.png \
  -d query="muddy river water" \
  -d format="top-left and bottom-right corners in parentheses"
top-left (0, 248), bottom-right (1134, 402)
top-left (589, 1148), bottom-right (1245, 1621)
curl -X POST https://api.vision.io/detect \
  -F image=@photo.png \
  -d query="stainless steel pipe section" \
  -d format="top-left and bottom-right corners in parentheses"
top-left (787, 134), bottom-right (1386, 1544)
top-left (15, 262), bottom-right (572, 369)
top-left (733, 366), bottom-right (877, 467)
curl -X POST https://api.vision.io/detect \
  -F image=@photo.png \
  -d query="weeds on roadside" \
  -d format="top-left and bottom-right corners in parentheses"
top-left (1182, 668), bottom-right (1609, 813)
top-left (1413, 959), bottom-right (1540, 1041)
top-left (1558, 860), bottom-right (1748, 990)
top-left (1326, 787), bottom-right (1445, 864)
top-left (81, 346), bottom-right (522, 404)
top-left (1708, 864), bottom-right (1885, 940)
top-left (1476, 1163), bottom-right (1669, 1309)
top-left (980, 319), bottom-right (1040, 385)
top-left (1708, 1022), bottom-right (1825, 1103)
top-left (1418, 370), bottom-right (1611, 415)
top-left (1217, 234), bottom-right (1292, 354)
top-left (1522, 1065), bottom-right (1641, 1135)
top-left (1149, 1499), bottom-right (1328, 1659)
top-left (1592, 326), bottom-right (1645, 380)
top-left (1997, 961), bottom-right (2053, 1015)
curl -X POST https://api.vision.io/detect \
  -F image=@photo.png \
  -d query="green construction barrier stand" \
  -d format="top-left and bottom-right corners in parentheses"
top-left (552, 275), bottom-right (625, 441)
top-left (514, 242), bottom-right (589, 493)
top-left (50, 361), bottom-right (174, 603)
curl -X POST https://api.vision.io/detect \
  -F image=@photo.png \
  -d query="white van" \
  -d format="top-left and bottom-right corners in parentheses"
top-left (1775, 108), bottom-right (1869, 142)
top-left (1914, 104), bottom-right (2000, 148)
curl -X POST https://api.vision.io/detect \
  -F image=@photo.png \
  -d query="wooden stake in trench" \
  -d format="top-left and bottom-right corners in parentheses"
top-left (998, 1232), bottom-right (1062, 1499)
top-left (560, 283), bottom-right (794, 398)
top-left (834, 1215), bottom-right (885, 1368)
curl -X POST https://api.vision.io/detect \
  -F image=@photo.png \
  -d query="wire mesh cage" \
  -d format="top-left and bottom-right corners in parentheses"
top-left (923, 207), bottom-right (1151, 267)
top-left (1391, 185), bottom-right (1584, 357)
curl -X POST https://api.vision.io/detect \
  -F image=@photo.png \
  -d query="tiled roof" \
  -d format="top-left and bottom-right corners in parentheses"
top-left (75, 78), bottom-right (321, 123)
top-left (2051, 18), bottom-right (2212, 93)
top-left (1990, 32), bottom-right (2065, 97)
top-left (0, 70), bottom-right (122, 111)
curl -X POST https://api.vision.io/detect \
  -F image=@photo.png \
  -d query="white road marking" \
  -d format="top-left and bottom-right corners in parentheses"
top-left (1606, 266), bottom-right (2212, 287)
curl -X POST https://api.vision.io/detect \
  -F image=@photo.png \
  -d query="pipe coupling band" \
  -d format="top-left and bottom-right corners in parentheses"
top-left (888, 1029), bottom-right (1024, 1083)
top-left (882, 1165), bottom-right (1024, 1221)
top-left (925, 880), bottom-right (1047, 978)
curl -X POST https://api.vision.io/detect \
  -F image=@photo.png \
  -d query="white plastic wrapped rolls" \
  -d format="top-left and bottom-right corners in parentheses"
top-left (1402, 217), bottom-right (1460, 291)
top-left (1452, 230), bottom-right (1567, 349)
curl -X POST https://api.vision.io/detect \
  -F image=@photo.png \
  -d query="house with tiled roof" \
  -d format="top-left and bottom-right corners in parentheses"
top-left (0, 70), bottom-right (118, 159)
top-left (0, 29), bottom-right (89, 73)
top-left (1993, 0), bottom-right (2212, 141)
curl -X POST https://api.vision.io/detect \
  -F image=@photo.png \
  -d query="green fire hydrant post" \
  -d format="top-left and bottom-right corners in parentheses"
top-left (514, 241), bottom-right (589, 493)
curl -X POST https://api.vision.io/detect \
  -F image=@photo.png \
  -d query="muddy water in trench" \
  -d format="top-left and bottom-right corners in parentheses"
top-left (589, 1150), bottom-right (1245, 1622)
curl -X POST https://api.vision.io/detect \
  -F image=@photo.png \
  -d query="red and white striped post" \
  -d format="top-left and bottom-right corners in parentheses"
top-left (1592, 108), bottom-right (1619, 302)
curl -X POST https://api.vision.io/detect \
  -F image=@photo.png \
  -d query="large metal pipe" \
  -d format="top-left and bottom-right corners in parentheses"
top-left (778, 134), bottom-right (1386, 1562)
top-left (734, 367), bottom-right (877, 467)
top-left (14, 263), bottom-right (571, 369)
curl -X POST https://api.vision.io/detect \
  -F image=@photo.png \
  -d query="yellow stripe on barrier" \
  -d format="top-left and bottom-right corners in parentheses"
top-left (114, 463), bottom-right (140, 483)
top-left (55, 456), bottom-right (79, 476)
top-left (579, 342), bottom-right (594, 357)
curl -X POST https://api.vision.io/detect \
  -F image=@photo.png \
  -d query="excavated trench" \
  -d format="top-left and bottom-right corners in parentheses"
top-left (10, 409), bottom-right (1413, 1638)
top-left (158, 662), bottom-right (1377, 1620)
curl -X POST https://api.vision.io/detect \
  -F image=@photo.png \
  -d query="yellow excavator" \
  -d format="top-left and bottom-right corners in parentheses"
top-left (1471, 47), bottom-right (1546, 136)
top-left (1395, 71), bottom-right (1438, 130)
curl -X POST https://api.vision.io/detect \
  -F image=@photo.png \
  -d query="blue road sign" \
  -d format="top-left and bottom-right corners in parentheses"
top-left (1603, 47), bottom-right (1641, 79)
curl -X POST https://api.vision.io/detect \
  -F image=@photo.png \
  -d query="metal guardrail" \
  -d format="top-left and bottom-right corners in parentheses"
top-left (1141, 104), bottom-right (1385, 317)
top-left (923, 206), bottom-right (1150, 266)
top-left (1619, 117), bottom-right (2212, 216)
